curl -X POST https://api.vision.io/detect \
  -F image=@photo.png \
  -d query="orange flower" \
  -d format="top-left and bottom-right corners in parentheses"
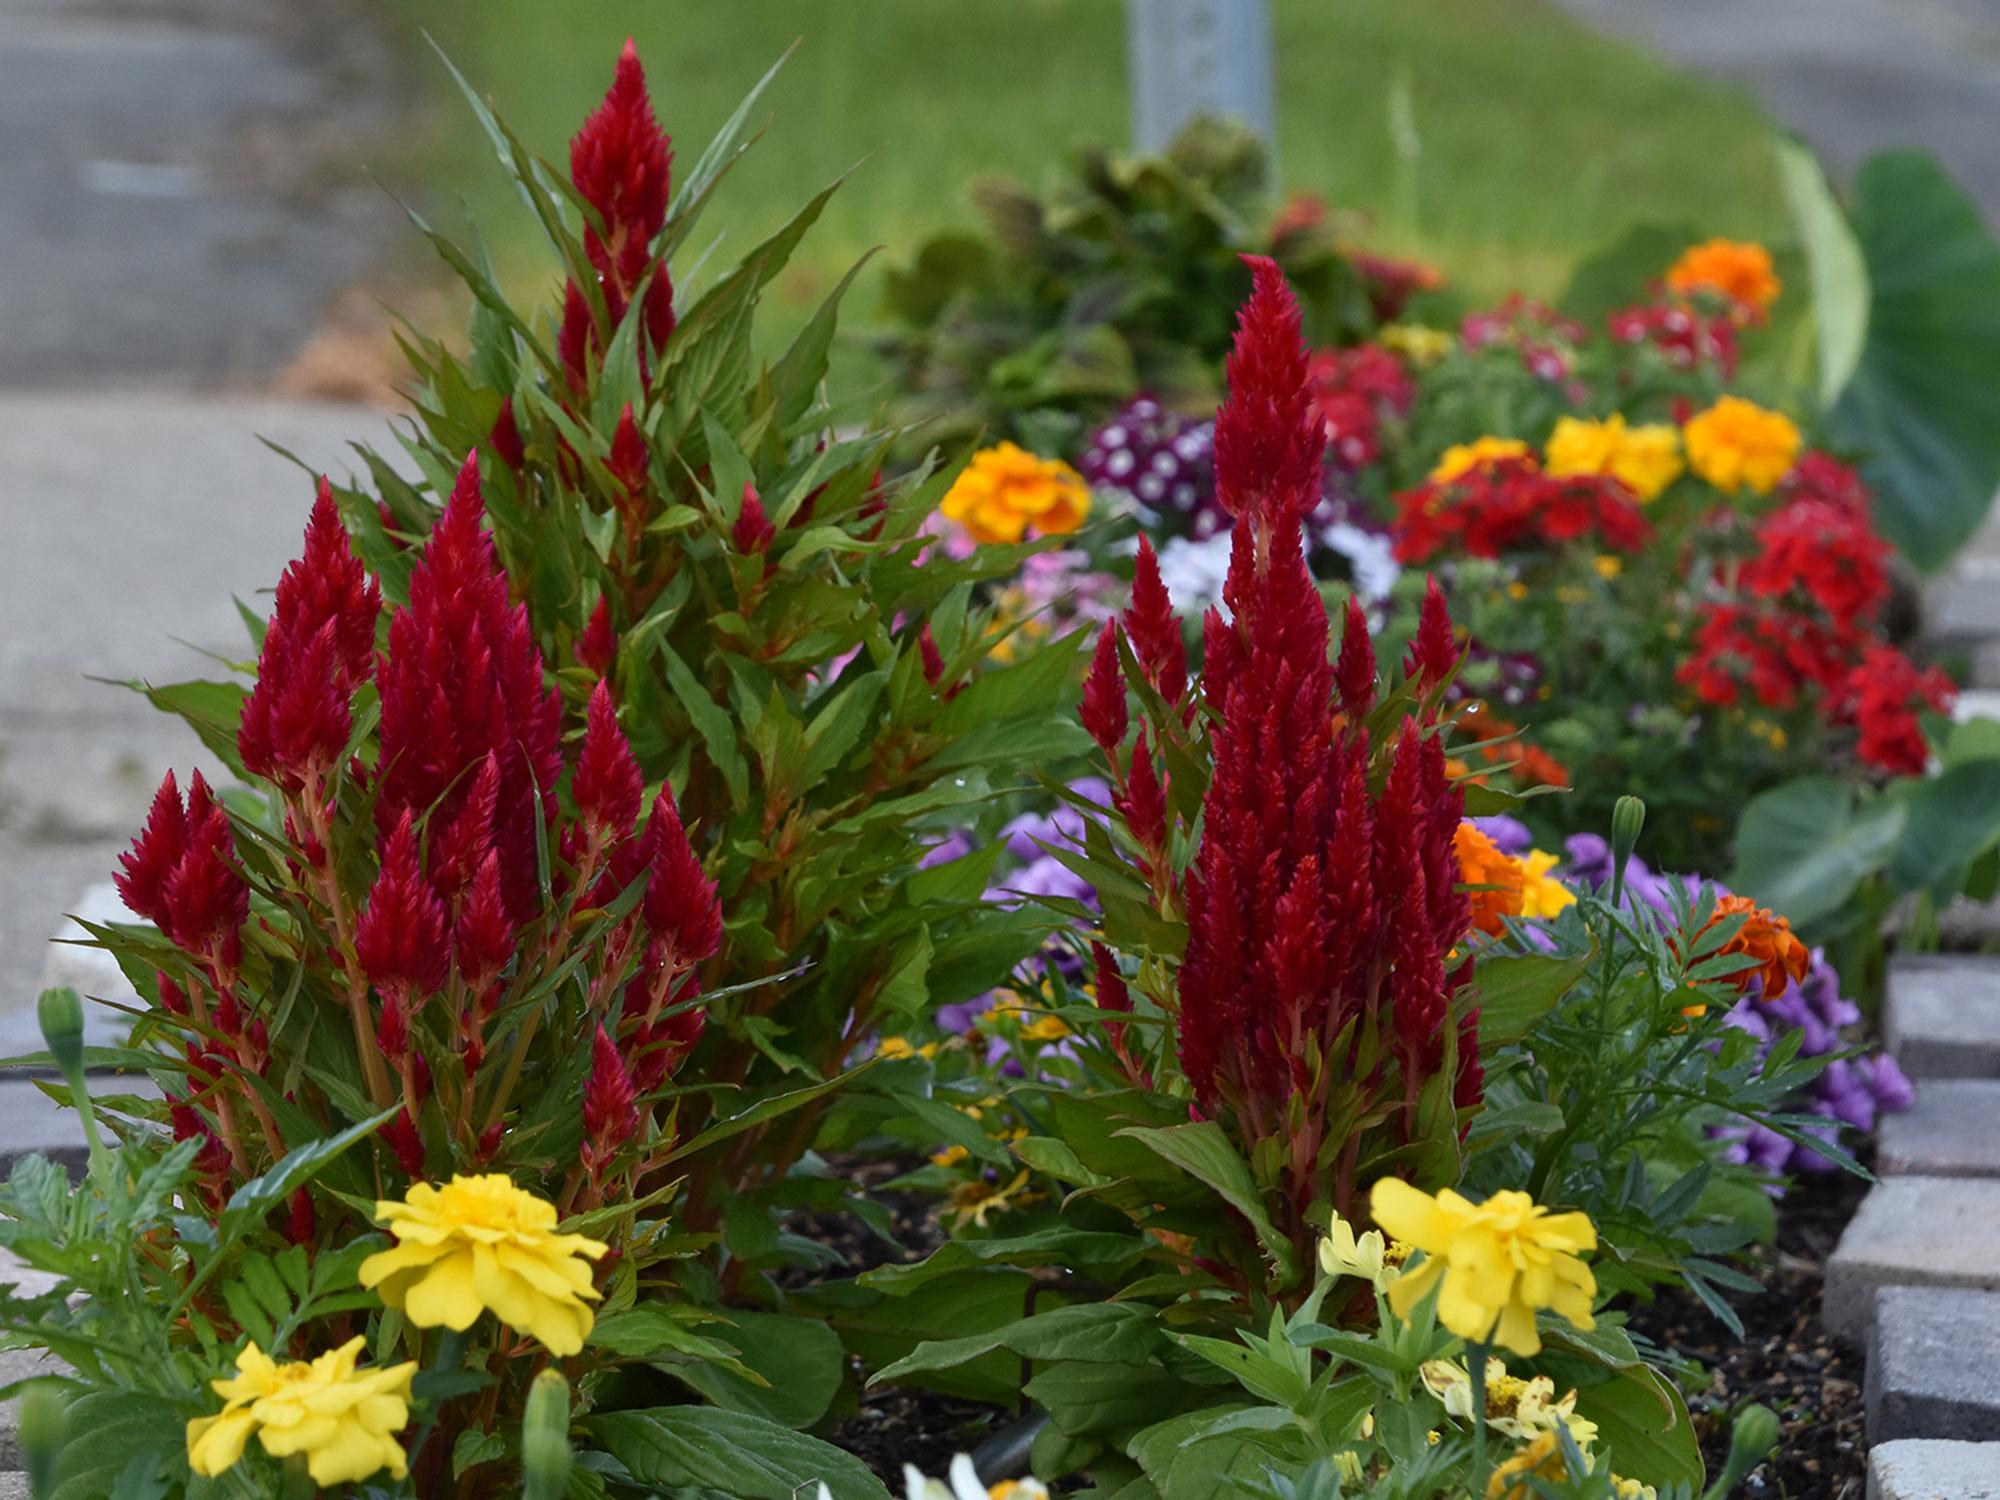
top-left (1698, 894), bottom-right (1810, 998)
top-left (1666, 239), bottom-right (1781, 320)
top-left (1455, 822), bottom-right (1526, 936)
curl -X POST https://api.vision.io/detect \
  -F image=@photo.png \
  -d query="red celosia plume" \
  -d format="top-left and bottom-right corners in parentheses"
top-left (117, 769), bottom-right (247, 970)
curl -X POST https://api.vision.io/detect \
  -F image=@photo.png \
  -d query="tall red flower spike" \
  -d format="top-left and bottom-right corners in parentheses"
top-left (576, 595), bottom-right (616, 677)
top-left (568, 39), bottom-right (676, 360)
top-left (581, 1022), bottom-right (640, 1179)
top-left (1165, 258), bottom-right (1473, 1150)
top-left (1080, 623), bottom-right (1129, 756)
top-left (574, 681), bottom-right (644, 840)
top-left (355, 811), bottom-right (449, 997)
top-left (239, 482), bottom-right (380, 791)
top-left (118, 769), bottom-right (247, 969)
top-left (375, 454), bottom-right (563, 923)
top-left (639, 789), bottom-right (721, 966)
top-left (733, 482), bottom-right (775, 554)
top-left (1125, 536), bottom-right (1188, 707)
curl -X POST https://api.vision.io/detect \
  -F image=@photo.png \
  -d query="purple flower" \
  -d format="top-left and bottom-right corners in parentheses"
top-left (1078, 396), bottom-right (1221, 535)
top-left (1854, 1051), bottom-right (1914, 1113)
top-left (920, 831), bottom-right (974, 868)
top-left (1473, 815), bottom-right (1533, 856)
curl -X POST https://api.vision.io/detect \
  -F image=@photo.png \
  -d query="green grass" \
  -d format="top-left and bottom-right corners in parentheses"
top-left (372, 0), bottom-right (1790, 330)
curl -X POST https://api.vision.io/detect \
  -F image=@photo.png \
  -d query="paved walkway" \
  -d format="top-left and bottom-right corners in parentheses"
top-left (1552, 0), bottom-right (2000, 224)
top-left (0, 396), bottom-right (396, 1053)
top-left (0, 0), bottom-right (399, 387)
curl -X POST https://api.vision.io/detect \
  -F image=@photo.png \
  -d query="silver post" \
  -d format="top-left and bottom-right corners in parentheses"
top-left (1126, 0), bottom-right (1276, 155)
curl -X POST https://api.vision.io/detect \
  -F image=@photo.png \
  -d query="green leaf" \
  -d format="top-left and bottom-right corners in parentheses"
top-left (1776, 136), bottom-right (1870, 406)
top-left (453, 1428), bottom-right (506, 1479)
top-left (1888, 758), bottom-right (2000, 897)
top-left (1829, 150), bottom-right (2000, 569)
top-left (1117, 1121), bottom-right (1298, 1284)
top-left (870, 1303), bottom-right (1161, 1384)
top-left (1571, 1363), bottom-right (1704, 1491)
top-left (588, 1407), bottom-right (890, 1500)
top-left (117, 679), bottom-right (249, 779)
top-left (1473, 951), bottom-right (1594, 1048)
top-left (667, 1310), bottom-right (846, 1429)
top-left (657, 642), bottom-right (750, 807)
top-left (1559, 222), bottom-right (1703, 325)
top-left (1728, 776), bottom-right (1905, 927)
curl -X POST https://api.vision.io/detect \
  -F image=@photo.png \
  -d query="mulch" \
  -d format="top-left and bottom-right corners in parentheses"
top-left (1625, 1164), bottom-right (1872, 1500)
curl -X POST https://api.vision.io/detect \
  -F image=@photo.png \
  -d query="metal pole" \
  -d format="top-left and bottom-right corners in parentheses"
top-left (1126, 0), bottom-right (1276, 155)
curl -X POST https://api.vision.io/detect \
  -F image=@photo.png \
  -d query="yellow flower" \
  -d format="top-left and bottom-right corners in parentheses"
top-left (1379, 324), bottom-right (1455, 366)
top-left (1019, 1014), bottom-right (1071, 1043)
top-left (1371, 1180), bottom-right (1597, 1356)
top-left (1682, 397), bottom-right (1802, 496)
top-left (1333, 1449), bottom-right (1366, 1484)
top-left (947, 1169), bottom-right (1038, 1230)
top-left (1430, 437), bottom-right (1531, 485)
top-left (1487, 1431), bottom-right (1567, 1500)
top-left (359, 1175), bottom-right (609, 1356)
top-left (1517, 851), bottom-right (1576, 921)
top-left (1420, 1358), bottom-right (1597, 1448)
top-left (1593, 555), bottom-right (1623, 579)
top-left (1613, 1478), bottom-right (1658, 1500)
top-left (186, 1337), bottom-right (416, 1487)
top-left (878, 1036), bottom-right (939, 1061)
top-left (1666, 239), bottom-right (1781, 316)
top-left (1319, 1209), bottom-right (1389, 1287)
top-left (930, 1144), bottom-right (970, 1168)
top-left (1544, 414), bottom-right (1683, 502)
top-left (940, 443), bottom-right (1091, 545)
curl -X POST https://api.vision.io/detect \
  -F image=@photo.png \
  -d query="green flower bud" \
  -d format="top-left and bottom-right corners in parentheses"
top-left (520, 1369), bottom-right (572, 1500)
top-left (1611, 795), bottom-right (1646, 869)
top-left (18, 1379), bottom-right (68, 1498)
top-left (1701, 1402), bottom-right (1781, 1500)
top-left (36, 988), bottom-right (84, 1077)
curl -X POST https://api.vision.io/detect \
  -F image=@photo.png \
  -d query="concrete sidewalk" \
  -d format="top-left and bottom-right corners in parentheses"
top-left (0, 394), bottom-right (400, 1051)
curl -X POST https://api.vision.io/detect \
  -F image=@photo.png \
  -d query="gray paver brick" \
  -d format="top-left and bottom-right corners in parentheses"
top-left (1869, 1439), bottom-right (2000, 1499)
top-left (1868, 1286), bottom-right (2000, 1443)
top-left (1884, 956), bottom-right (2000, 1081)
top-left (1880, 1080), bottom-right (2000, 1178)
top-left (1825, 1177), bottom-right (2000, 1343)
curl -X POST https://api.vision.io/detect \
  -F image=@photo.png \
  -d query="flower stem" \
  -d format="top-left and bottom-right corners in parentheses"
top-left (1467, 1339), bottom-right (1491, 1496)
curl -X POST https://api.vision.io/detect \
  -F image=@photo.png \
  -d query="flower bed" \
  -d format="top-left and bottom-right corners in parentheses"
top-left (3, 37), bottom-right (1994, 1500)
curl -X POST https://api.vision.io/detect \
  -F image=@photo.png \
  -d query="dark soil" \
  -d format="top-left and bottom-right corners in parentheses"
top-left (1625, 1166), bottom-right (1871, 1500)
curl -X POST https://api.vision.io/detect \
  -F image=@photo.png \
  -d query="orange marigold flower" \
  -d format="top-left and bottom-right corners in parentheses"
top-left (1666, 238), bottom-right (1782, 320)
top-left (1699, 893), bottom-right (1810, 998)
top-left (940, 442), bottom-right (1091, 545)
top-left (1455, 822), bottom-right (1527, 936)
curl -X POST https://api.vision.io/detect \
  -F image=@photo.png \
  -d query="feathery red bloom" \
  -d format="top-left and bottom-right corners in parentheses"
top-left (381, 1109), bottom-right (427, 1178)
top-left (1124, 536), bottom-right (1188, 706)
top-left (356, 812), bottom-right (449, 996)
top-left (608, 404), bottom-right (649, 513)
top-left (577, 596), bottom-right (616, 677)
top-left (1121, 729), bottom-right (1168, 857)
top-left (1405, 577), bottom-right (1460, 689)
top-left (375, 454), bottom-right (563, 923)
top-left (582, 1023), bottom-right (640, 1174)
top-left (1080, 623), bottom-right (1129, 756)
top-left (917, 622), bottom-right (948, 690)
top-left (1335, 596), bottom-right (1377, 720)
top-left (118, 769), bottom-right (247, 967)
top-left (491, 396), bottom-right (525, 470)
top-left (238, 482), bottom-right (380, 789)
top-left (455, 849), bottom-right (517, 986)
top-left (569, 39), bottom-right (676, 358)
top-left (733, 482), bottom-right (775, 553)
top-left (574, 681), bottom-right (644, 839)
top-left (639, 790), bottom-right (721, 964)
top-left (1211, 256), bottom-right (1324, 523)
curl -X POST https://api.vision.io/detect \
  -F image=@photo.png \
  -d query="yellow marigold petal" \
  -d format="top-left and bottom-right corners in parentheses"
top-left (187, 1411), bottom-right (257, 1478)
top-left (1385, 1253), bottom-right (1446, 1322)
top-left (1369, 1177), bottom-right (1451, 1251)
top-left (1492, 1297), bottom-right (1543, 1357)
top-left (401, 1247), bottom-right (486, 1331)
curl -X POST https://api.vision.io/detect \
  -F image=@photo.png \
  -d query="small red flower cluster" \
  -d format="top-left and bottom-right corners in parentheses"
top-left (1608, 299), bottom-right (1739, 379)
top-left (1308, 344), bottom-right (1414, 470)
top-left (1460, 295), bottom-right (1587, 389)
top-left (1679, 456), bottom-right (1951, 773)
top-left (1351, 250), bottom-right (1445, 324)
top-left (1391, 456), bottom-right (1653, 564)
top-left (122, 456), bottom-right (722, 1193)
top-left (558, 39), bottom-right (675, 390)
top-left (1085, 258), bottom-right (1480, 1214)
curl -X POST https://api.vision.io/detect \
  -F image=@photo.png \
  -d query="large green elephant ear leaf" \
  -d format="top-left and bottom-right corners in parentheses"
top-left (1827, 150), bottom-right (2000, 571)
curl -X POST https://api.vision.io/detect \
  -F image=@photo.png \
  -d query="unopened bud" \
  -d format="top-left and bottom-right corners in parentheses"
top-left (1702, 1402), bottom-right (1780, 1500)
top-left (18, 1379), bottom-right (69, 1497)
top-left (1609, 795), bottom-right (1646, 908)
top-left (521, 1369), bottom-right (572, 1500)
top-left (36, 988), bottom-right (84, 1077)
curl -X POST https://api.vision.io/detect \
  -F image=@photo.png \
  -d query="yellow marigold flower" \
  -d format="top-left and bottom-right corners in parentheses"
top-left (878, 1036), bottom-right (939, 1061)
top-left (1517, 850), bottom-right (1576, 921)
top-left (186, 1337), bottom-right (416, 1487)
top-left (359, 1175), bottom-right (609, 1357)
top-left (1420, 1358), bottom-right (1596, 1448)
top-left (1683, 397), bottom-right (1802, 496)
top-left (1455, 821), bottom-right (1528, 937)
top-left (1019, 1014), bottom-right (1071, 1043)
top-left (1429, 437), bottom-right (1532, 485)
top-left (1379, 324), bottom-right (1455, 366)
top-left (930, 1144), bottom-right (970, 1168)
top-left (1372, 1179), bottom-right (1598, 1356)
top-left (1666, 238), bottom-right (1782, 316)
top-left (1319, 1209), bottom-right (1389, 1287)
top-left (1487, 1430), bottom-right (1567, 1500)
top-left (1544, 414), bottom-right (1683, 502)
top-left (940, 442), bottom-right (1091, 545)
top-left (948, 1168), bottom-right (1038, 1230)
